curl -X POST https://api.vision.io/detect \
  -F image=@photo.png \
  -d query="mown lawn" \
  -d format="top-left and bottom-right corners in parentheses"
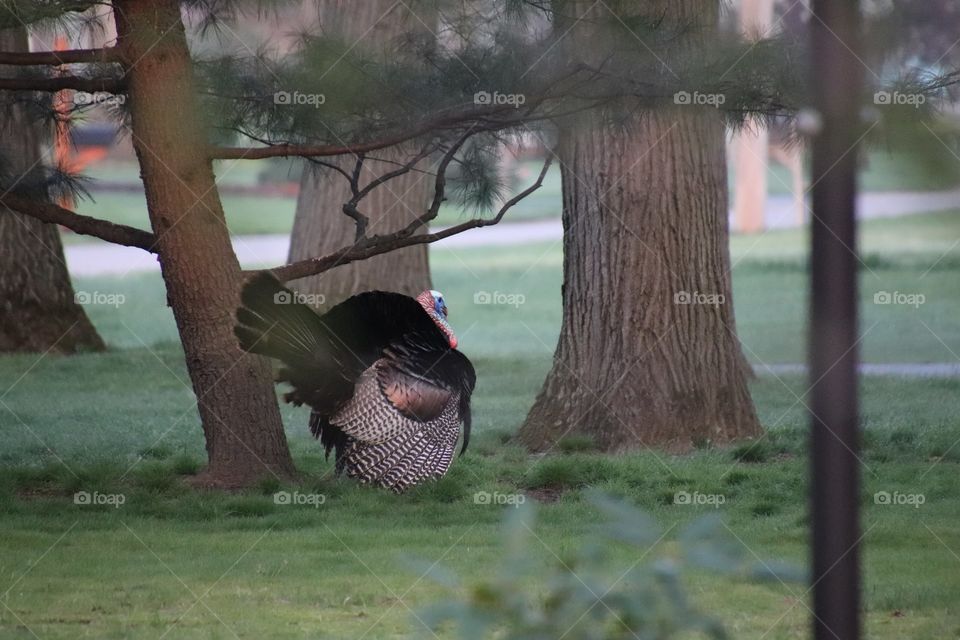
top-left (1, 212), bottom-right (958, 638)
top-left (72, 158), bottom-right (563, 239)
top-left (69, 148), bottom-right (960, 240)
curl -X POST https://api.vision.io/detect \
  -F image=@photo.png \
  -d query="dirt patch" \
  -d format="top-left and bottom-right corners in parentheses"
top-left (15, 486), bottom-right (71, 500)
top-left (524, 486), bottom-right (567, 503)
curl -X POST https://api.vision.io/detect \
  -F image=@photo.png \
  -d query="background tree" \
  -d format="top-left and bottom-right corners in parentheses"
top-left (519, 0), bottom-right (762, 452)
top-left (0, 27), bottom-right (104, 354)
top-left (287, 0), bottom-right (433, 307)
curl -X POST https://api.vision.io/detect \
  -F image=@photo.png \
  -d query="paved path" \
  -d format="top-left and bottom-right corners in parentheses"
top-left (755, 363), bottom-right (960, 378)
top-left (762, 187), bottom-right (960, 228)
top-left (63, 221), bottom-right (559, 277)
top-left (64, 187), bottom-right (960, 277)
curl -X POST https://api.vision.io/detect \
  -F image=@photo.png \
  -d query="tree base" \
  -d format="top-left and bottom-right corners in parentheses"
top-left (518, 368), bottom-right (763, 454)
top-left (0, 303), bottom-right (105, 354)
top-left (186, 464), bottom-right (298, 491)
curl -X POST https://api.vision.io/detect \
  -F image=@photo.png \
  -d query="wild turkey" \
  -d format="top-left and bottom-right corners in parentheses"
top-left (234, 273), bottom-right (475, 492)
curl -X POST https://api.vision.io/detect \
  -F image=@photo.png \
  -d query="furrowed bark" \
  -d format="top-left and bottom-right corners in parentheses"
top-left (0, 27), bottom-right (104, 354)
top-left (114, 0), bottom-right (294, 487)
top-left (518, 0), bottom-right (762, 452)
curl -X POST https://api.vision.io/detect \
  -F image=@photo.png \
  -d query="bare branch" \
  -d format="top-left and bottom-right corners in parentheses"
top-left (339, 140), bottom-right (439, 241)
top-left (0, 75), bottom-right (125, 93)
top-left (352, 142), bottom-right (438, 203)
top-left (0, 194), bottom-right (156, 252)
top-left (264, 152), bottom-right (554, 282)
top-left (0, 47), bottom-right (124, 66)
top-left (404, 130), bottom-right (476, 236)
top-left (304, 157), bottom-right (355, 184)
top-left (348, 153), bottom-right (365, 195)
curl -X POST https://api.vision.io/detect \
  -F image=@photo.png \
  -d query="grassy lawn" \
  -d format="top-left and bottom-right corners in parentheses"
top-left (71, 159), bottom-right (563, 240)
top-left (68, 149), bottom-right (959, 241)
top-left (1, 212), bottom-right (958, 637)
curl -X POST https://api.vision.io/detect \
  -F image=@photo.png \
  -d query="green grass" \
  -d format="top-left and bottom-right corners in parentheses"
top-left (74, 191), bottom-right (300, 239)
top-left (70, 210), bottom-right (960, 363)
top-left (1, 365), bottom-right (958, 638)
top-left (1, 211), bottom-right (959, 637)
top-left (763, 148), bottom-right (960, 195)
top-left (69, 148), bottom-right (959, 241)
top-left (71, 159), bottom-right (562, 240)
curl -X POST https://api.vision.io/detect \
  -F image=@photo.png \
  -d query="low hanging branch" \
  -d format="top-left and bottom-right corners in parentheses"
top-left (207, 101), bottom-right (548, 161)
top-left (264, 152), bottom-right (555, 283)
top-left (339, 140), bottom-right (441, 241)
top-left (0, 194), bottom-right (157, 251)
top-left (0, 144), bottom-right (554, 276)
top-left (0, 75), bottom-right (125, 93)
top-left (0, 47), bottom-right (124, 66)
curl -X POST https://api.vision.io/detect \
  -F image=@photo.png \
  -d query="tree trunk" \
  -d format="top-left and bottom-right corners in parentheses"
top-left (286, 0), bottom-right (432, 306)
top-left (114, 0), bottom-right (295, 487)
top-left (0, 28), bottom-right (104, 354)
top-left (518, 0), bottom-right (762, 452)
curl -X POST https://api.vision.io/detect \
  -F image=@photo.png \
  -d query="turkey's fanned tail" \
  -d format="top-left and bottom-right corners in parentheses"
top-left (235, 272), bottom-right (326, 365)
top-left (235, 273), bottom-right (352, 410)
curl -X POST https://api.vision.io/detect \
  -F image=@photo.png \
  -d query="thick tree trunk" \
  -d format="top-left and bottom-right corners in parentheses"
top-left (114, 0), bottom-right (294, 487)
top-left (287, 0), bottom-right (431, 306)
top-left (518, 0), bottom-right (762, 452)
top-left (0, 28), bottom-right (104, 354)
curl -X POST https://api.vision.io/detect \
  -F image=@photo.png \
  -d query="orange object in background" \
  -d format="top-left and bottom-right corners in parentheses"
top-left (51, 36), bottom-right (112, 210)
top-left (52, 35), bottom-right (76, 210)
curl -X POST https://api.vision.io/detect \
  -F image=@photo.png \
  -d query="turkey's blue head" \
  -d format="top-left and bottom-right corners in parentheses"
top-left (416, 289), bottom-right (457, 349)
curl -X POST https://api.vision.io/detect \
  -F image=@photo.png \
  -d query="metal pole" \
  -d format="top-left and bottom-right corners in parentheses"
top-left (809, 1), bottom-right (863, 639)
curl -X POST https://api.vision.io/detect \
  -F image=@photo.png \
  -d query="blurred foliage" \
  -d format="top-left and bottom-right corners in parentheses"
top-left (413, 491), bottom-right (803, 639)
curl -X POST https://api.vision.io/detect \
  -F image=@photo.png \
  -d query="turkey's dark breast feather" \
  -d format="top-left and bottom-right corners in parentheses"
top-left (292, 292), bottom-right (474, 418)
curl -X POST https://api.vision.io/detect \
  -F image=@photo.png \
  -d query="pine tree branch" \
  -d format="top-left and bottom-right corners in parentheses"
top-left (0, 47), bottom-right (124, 66)
top-left (264, 152), bottom-right (554, 283)
top-left (208, 103), bottom-right (537, 160)
top-left (0, 194), bottom-right (156, 251)
top-left (0, 75), bottom-right (125, 93)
